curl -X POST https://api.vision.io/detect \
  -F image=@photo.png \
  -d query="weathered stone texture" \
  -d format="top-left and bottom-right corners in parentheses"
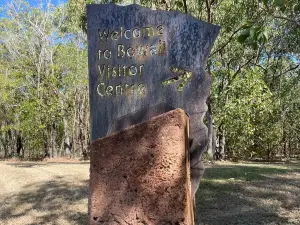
top-left (87, 4), bottom-right (220, 143)
top-left (89, 109), bottom-right (193, 225)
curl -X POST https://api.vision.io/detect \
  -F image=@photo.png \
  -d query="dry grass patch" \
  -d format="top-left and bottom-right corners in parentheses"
top-left (0, 161), bottom-right (89, 225)
top-left (196, 161), bottom-right (300, 225)
top-left (0, 160), bottom-right (299, 225)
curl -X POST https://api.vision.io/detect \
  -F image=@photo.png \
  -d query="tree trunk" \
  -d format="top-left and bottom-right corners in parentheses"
top-left (52, 123), bottom-right (57, 158)
top-left (49, 129), bottom-right (53, 158)
top-left (3, 133), bottom-right (8, 158)
top-left (16, 131), bottom-right (23, 157)
top-left (220, 129), bottom-right (225, 156)
top-left (206, 96), bottom-right (214, 160)
top-left (267, 144), bottom-right (270, 161)
top-left (63, 116), bottom-right (71, 157)
top-left (71, 93), bottom-right (78, 158)
top-left (288, 137), bottom-right (292, 158)
top-left (217, 125), bottom-right (225, 160)
top-left (44, 136), bottom-right (50, 158)
top-left (283, 140), bottom-right (287, 158)
top-left (212, 123), bottom-right (216, 158)
top-left (7, 129), bottom-right (13, 156)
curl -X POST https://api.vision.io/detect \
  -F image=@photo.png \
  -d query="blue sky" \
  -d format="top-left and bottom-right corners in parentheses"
top-left (0, 0), bottom-right (66, 6)
top-left (0, 0), bottom-right (66, 17)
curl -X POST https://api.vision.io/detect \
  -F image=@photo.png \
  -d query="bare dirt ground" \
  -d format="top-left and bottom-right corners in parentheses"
top-left (0, 160), bottom-right (299, 225)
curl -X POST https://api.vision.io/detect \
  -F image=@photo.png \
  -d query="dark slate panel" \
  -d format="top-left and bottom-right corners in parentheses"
top-left (87, 4), bottom-right (219, 144)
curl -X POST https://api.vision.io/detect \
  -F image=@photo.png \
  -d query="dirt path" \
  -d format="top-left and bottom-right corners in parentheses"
top-left (0, 161), bottom-right (89, 225)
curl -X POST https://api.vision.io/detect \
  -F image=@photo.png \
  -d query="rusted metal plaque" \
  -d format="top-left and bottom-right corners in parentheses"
top-left (87, 4), bottom-right (219, 144)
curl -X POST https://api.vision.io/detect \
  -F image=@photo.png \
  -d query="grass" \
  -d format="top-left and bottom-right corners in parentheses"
top-left (0, 161), bottom-right (89, 225)
top-left (196, 161), bottom-right (300, 225)
top-left (0, 160), bottom-right (299, 224)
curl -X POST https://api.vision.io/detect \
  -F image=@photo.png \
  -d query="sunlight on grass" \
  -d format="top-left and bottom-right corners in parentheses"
top-left (196, 161), bottom-right (300, 225)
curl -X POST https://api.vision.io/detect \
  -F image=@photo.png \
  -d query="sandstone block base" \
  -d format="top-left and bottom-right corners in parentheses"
top-left (89, 109), bottom-right (194, 225)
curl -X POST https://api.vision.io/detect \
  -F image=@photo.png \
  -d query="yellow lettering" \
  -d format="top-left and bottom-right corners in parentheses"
top-left (106, 86), bottom-right (114, 96)
top-left (143, 27), bottom-right (154, 37)
top-left (136, 45), bottom-right (148, 57)
top-left (129, 65), bottom-right (137, 76)
top-left (98, 64), bottom-right (106, 80)
top-left (157, 25), bottom-right (164, 35)
top-left (98, 50), bottom-right (102, 60)
top-left (120, 27), bottom-right (123, 39)
top-left (112, 67), bottom-right (118, 77)
top-left (158, 40), bottom-right (167, 55)
top-left (137, 84), bottom-right (146, 96)
top-left (127, 47), bottom-right (135, 57)
top-left (98, 29), bottom-right (109, 41)
top-left (97, 83), bottom-right (105, 96)
top-left (133, 28), bottom-right (141, 38)
top-left (149, 45), bottom-right (157, 56)
top-left (116, 85), bottom-right (123, 96)
top-left (125, 84), bottom-right (134, 95)
top-left (104, 50), bottom-right (111, 60)
top-left (111, 31), bottom-right (118, 40)
top-left (123, 65), bottom-right (127, 76)
top-left (139, 64), bottom-right (144, 77)
top-left (118, 44), bottom-right (125, 58)
top-left (124, 29), bottom-right (131, 39)
top-left (118, 65), bottom-right (122, 77)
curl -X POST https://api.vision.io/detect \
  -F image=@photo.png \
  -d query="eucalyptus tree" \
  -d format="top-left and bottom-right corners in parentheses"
top-left (0, 0), bottom-right (89, 158)
top-left (191, 0), bottom-right (300, 160)
top-left (1, 0), bottom-right (298, 161)
top-left (66, 0), bottom-right (300, 161)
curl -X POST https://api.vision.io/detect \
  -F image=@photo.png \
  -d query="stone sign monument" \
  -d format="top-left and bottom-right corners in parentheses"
top-left (87, 4), bottom-right (219, 142)
top-left (87, 3), bottom-right (219, 224)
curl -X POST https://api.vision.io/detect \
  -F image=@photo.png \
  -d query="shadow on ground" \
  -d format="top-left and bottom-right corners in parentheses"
top-left (5, 162), bottom-right (90, 168)
top-left (196, 163), bottom-right (300, 225)
top-left (0, 177), bottom-right (88, 225)
top-left (203, 164), bottom-right (298, 181)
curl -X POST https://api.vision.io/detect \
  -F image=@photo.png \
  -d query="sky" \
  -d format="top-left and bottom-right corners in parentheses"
top-left (0, 0), bottom-right (65, 6)
top-left (0, 0), bottom-right (66, 18)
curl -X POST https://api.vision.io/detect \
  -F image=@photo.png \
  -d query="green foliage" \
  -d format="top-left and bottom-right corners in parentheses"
top-left (0, 0), bottom-right (88, 159)
top-left (0, 0), bottom-right (299, 161)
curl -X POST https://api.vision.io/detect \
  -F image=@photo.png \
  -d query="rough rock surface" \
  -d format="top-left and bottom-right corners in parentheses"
top-left (89, 109), bottom-right (193, 225)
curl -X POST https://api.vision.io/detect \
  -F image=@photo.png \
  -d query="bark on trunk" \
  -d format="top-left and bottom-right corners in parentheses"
top-left (212, 123), bottom-right (216, 158)
top-left (52, 123), bottom-right (57, 158)
top-left (206, 96), bottom-right (214, 160)
top-left (63, 116), bottom-right (71, 157)
top-left (220, 128), bottom-right (225, 156)
top-left (16, 131), bottom-right (23, 157)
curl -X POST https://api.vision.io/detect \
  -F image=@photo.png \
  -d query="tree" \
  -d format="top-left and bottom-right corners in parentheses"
top-left (0, 0), bottom-right (89, 159)
top-left (0, 0), bottom-right (299, 162)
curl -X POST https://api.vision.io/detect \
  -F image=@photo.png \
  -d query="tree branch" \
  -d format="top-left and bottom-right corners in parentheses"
top-left (276, 65), bottom-right (300, 78)
top-left (274, 16), bottom-right (300, 28)
top-left (255, 63), bottom-right (267, 73)
top-left (210, 26), bottom-right (244, 57)
top-left (283, 65), bottom-right (299, 74)
top-left (229, 55), bottom-right (256, 85)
